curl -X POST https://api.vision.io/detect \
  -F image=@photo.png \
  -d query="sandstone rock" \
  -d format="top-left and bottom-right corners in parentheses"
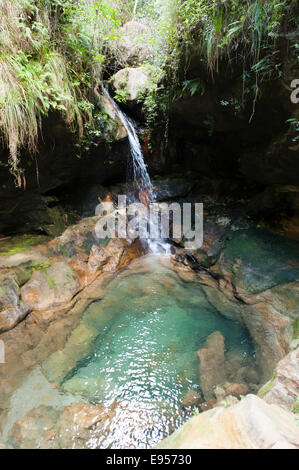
top-left (156, 394), bottom-right (299, 449)
top-left (110, 66), bottom-right (153, 103)
top-left (56, 402), bottom-right (117, 449)
top-left (197, 331), bottom-right (226, 399)
top-left (0, 249), bottom-right (48, 269)
top-left (259, 347), bottom-right (299, 411)
top-left (7, 406), bottom-right (59, 449)
top-left (181, 389), bottom-right (203, 408)
top-left (42, 350), bottom-right (77, 384)
top-left (205, 227), bottom-right (299, 380)
top-left (191, 220), bottom-right (228, 268)
top-left (21, 261), bottom-right (80, 310)
top-left (0, 277), bottom-right (31, 332)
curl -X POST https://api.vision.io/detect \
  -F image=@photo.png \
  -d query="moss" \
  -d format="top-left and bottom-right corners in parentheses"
top-left (292, 319), bottom-right (299, 340)
top-left (31, 259), bottom-right (52, 272)
top-left (46, 206), bottom-right (67, 237)
top-left (45, 273), bottom-right (56, 290)
top-left (258, 370), bottom-right (277, 399)
top-left (292, 397), bottom-right (299, 414)
top-left (0, 234), bottom-right (48, 257)
top-left (57, 244), bottom-right (74, 258)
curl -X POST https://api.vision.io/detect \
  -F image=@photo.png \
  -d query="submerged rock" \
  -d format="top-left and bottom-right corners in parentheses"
top-left (61, 376), bottom-right (106, 399)
top-left (197, 331), bottom-right (226, 400)
top-left (181, 390), bottom-right (203, 408)
top-left (56, 402), bottom-right (117, 449)
top-left (156, 394), bottom-right (299, 449)
top-left (215, 382), bottom-right (249, 400)
top-left (7, 405), bottom-right (59, 449)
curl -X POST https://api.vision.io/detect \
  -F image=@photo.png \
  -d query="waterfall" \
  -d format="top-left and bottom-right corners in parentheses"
top-left (103, 89), bottom-right (170, 255)
top-left (104, 89), bottom-right (154, 197)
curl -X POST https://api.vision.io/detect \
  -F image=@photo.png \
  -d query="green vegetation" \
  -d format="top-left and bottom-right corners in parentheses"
top-left (292, 396), bottom-right (299, 414)
top-left (0, 0), bottom-right (129, 184)
top-left (258, 370), bottom-right (277, 398)
top-left (0, 0), bottom-right (297, 181)
top-left (293, 318), bottom-right (299, 339)
top-left (0, 233), bottom-right (48, 256)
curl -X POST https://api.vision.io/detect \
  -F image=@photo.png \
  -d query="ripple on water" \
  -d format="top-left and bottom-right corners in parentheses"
top-left (59, 256), bottom-right (258, 448)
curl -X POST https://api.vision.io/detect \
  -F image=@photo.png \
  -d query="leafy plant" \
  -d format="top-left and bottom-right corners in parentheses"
top-left (182, 78), bottom-right (206, 97)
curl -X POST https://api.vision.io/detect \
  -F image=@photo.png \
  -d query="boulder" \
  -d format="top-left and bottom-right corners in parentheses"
top-left (110, 66), bottom-right (153, 103)
top-left (197, 331), bottom-right (226, 399)
top-left (21, 261), bottom-right (81, 310)
top-left (259, 347), bottom-right (299, 412)
top-left (0, 277), bottom-right (31, 332)
top-left (156, 394), bottom-right (299, 449)
top-left (112, 21), bottom-right (152, 66)
top-left (152, 178), bottom-right (195, 201)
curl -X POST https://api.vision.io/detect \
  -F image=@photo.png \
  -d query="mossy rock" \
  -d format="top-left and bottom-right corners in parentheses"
top-left (220, 228), bottom-right (299, 293)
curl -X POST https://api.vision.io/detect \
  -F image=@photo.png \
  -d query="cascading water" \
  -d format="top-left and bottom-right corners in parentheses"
top-left (104, 89), bottom-right (170, 255)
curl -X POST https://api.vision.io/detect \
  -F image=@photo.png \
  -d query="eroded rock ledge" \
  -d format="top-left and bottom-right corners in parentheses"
top-left (0, 203), bottom-right (298, 449)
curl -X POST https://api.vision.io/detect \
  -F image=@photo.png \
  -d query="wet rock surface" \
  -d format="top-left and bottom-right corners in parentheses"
top-left (56, 402), bottom-right (118, 449)
top-left (0, 195), bottom-right (298, 449)
top-left (8, 406), bottom-right (59, 449)
top-left (173, 216), bottom-right (299, 381)
top-left (0, 214), bottom-right (144, 333)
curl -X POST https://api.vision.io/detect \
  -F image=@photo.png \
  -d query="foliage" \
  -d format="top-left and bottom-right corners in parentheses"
top-left (286, 118), bottom-right (299, 143)
top-left (0, 0), bottom-right (129, 185)
top-left (0, 0), bottom-right (297, 181)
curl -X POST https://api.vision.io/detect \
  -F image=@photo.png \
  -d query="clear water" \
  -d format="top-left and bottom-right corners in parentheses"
top-left (61, 256), bottom-right (256, 448)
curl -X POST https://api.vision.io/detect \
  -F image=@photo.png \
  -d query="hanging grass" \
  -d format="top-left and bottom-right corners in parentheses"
top-left (0, 0), bottom-right (128, 185)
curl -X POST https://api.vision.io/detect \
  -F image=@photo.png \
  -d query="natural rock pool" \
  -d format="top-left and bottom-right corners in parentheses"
top-left (0, 255), bottom-right (261, 449)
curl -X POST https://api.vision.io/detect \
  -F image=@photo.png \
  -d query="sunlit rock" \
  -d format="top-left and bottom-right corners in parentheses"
top-left (110, 66), bottom-right (153, 103)
top-left (111, 21), bottom-right (152, 66)
top-left (156, 394), bottom-right (299, 449)
top-left (56, 402), bottom-right (117, 449)
top-left (21, 261), bottom-right (80, 311)
top-left (259, 347), bottom-right (299, 412)
top-left (0, 277), bottom-right (31, 332)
